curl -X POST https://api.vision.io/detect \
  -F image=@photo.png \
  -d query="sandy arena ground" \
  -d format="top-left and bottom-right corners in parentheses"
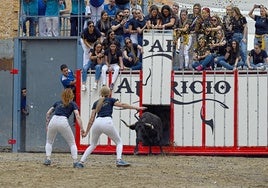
top-left (0, 152), bottom-right (267, 188)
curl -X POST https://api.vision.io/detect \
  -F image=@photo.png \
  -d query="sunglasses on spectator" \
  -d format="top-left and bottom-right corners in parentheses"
top-left (126, 41), bottom-right (132, 44)
top-left (89, 25), bottom-right (94, 27)
top-left (118, 14), bottom-right (124, 17)
top-left (211, 19), bottom-right (217, 21)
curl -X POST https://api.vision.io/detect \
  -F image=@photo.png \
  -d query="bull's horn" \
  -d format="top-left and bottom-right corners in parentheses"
top-left (134, 111), bottom-right (140, 121)
top-left (145, 123), bottom-right (154, 129)
top-left (120, 119), bottom-right (135, 128)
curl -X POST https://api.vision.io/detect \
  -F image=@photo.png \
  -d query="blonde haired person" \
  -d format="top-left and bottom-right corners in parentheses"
top-left (76, 86), bottom-right (147, 168)
top-left (44, 88), bottom-right (84, 168)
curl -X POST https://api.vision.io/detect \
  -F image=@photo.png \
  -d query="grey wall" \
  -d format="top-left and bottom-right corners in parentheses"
top-left (15, 38), bottom-right (80, 152)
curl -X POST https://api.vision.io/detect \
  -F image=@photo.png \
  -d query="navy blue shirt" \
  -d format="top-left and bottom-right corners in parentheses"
top-left (249, 49), bottom-right (268, 64)
top-left (53, 101), bottom-right (79, 118)
top-left (92, 98), bottom-right (118, 118)
top-left (254, 15), bottom-right (268, 35)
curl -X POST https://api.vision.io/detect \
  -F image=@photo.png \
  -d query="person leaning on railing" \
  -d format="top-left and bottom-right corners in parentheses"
top-left (248, 4), bottom-right (268, 54)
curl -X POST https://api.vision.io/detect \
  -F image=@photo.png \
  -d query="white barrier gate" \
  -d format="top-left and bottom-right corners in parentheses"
top-left (77, 30), bottom-right (268, 155)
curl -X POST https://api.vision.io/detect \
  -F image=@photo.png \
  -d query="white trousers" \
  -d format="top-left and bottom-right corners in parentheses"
top-left (80, 38), bottom-right (91, 67)
top-left (80, 117), bottom-right (123, 162)
top-left (46, 16), bottom-right (59, 36)
top-left (101, 63), bottom-right (120, 86)
top-left (45, 115), bottom-right (78, 161)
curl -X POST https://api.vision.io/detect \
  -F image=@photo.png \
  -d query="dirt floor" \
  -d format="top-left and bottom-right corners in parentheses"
top-left (0, 152), bottom-right (267, 188)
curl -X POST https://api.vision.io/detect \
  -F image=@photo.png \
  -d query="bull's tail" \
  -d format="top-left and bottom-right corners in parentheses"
top-left (120, 119), bottom-right (136, 130)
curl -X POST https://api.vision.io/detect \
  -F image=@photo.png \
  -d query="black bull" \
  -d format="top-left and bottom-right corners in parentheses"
top-left (121, 112), bottom-right (163, 154)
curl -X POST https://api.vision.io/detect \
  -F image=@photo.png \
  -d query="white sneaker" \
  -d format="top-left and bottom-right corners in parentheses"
top-left (81, 84), bottom-right (87, 91)
top-left (93, 82), bottom-right (97, 90)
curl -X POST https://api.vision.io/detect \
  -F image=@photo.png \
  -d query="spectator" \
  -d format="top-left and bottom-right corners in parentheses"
top-left (172, 3), bottom-right (180, 28)
top-left (122, 37), bottom-right (143, 70)
top-left (248, 4), bottom-right (268, 54)
top-left (222, 5), bottom-right (233, 44)
top-left (101, 41), bottom-right (124, 90)
top-left (38, 0), bottom-right (47, 36)
top-left (188, 3), bottom-right (201, 50)
top-left (96, 10), bottom-right (112, 41)
top-left (145, 5), bottom-right (161, 29)
top-left (115, 0), bottom-right (130, 11)
top-left (195, 7), bottom-right (211, 40)
top-left (206, 14), bottom-right (223, 44)
top-left (128, 8), bottom-right (139, 44)
top-left (104, 0), bottom-right (118, 20)
top-left (159, 5), bottom-right (176, 30)
top-left (175, 9), bottom-right (191, 70)
top-left (210, 29), bottom-right (227, 69)
top-left (59, 0), bottom-right (69, 32)
top-left (80, 21), bottom-right (102, 67)
top-left (231, 7), bottom-right (248, 65)
top-left (89, 0), bottom-right (104, 25)
top-left (135, 9), bottom-right (146, 46)
top-left (70, 0), bottom-right (86, 36)
top-left (129, 0), bottom-right (141, 16)
top-left (44, 0), bottom-right (60, 37)
top-left (123, 8), bottom-right (131, 38)
top-left (246, 43), bottom-right (268, 70)
top-left (216, 40), bottom-right (244, 70)
top-left (21, 0), bottom-right (38, 36)
top-left (82, 41), bottom-right (105, 91)
top-left (102, 29), bottom-right (121, 50)
top-left (192, 37), bottom-right (214, 71)
top-left (111, 10), bottom-right (127, 47)
top-left (44, 88), bottom-right (84, 168)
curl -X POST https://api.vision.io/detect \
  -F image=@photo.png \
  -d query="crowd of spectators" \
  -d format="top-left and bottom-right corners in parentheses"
top-left (20, 1), bottom-right (268, 80)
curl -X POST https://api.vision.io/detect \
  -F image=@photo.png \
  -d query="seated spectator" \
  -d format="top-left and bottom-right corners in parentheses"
top-left (101, 41), bottom-right (124, 90)
top-left (82, 41), bottom-right (105, 91)
top-left (216, 40), bottom-right (244, 70)
top-left (122, 38), bottom-right (143, 70)
top-left (246, 43), bottom-right (268, 70)
top-left (102, 29), bottom-right (121, 50)
top-left (192, 37), bottom-right (214, 71)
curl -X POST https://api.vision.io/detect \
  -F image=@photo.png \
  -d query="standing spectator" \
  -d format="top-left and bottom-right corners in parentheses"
top-left (145, 5), bottom-right (161, 29)
top-left (222, 5), bottom-right (233, 44)
top-left (115, 0), bottom-right (129, 11)
top-left (81, 41), bottom-right (105, 91)
top-left (70, 0), bottom-right (86, 36)
top-left (96, 10), bottom-right (112, 41)
top-left (101, 41), bottom-right (124, 90)
top-left (246, 43), bottom-right (268, 70)
top-left (192, 37), bottom-right (214, 71)
top-left (123, 8), bottom-right (131, 38)
top-left (135, 9), bottom-right (146, 46)
top-left (44, 0), bottom-right (60, 37)
top-left (20, 87), bottom-right (29, 152)
top-left (21, 0), bottom-right (38, 36)
top-left (248, 4), bottom-right (268, 54)
top-left (122, 37), bottom-right (143, 70)
top-left (175, 9), bottom-right (191, 70)
top-left (128, 8), bottom-right (139, 44)
top-left (59, 0), bottom-right (69, 33)
top-left (89, 0), bottom-right (104, 25)
top-left (104, 0), bottom-right (118, 20)
top-left (129, 0), bottom-right (141, 15)
top-left (231, 7), bottom-right (248, 65)
top-left (172, 3), bottom-right (180, 28)
top-left (75, 86), bottom-right (147, 168)
top-left (38, 0), bottom-right (47, 36)
top-left (80, 21), bottom-right (102, 67)
top-left (216, 40), bottom-right (244, 70)
top-left (111, 10), bottom-right (127, 48)
top-left (60, 64), bottom-right (76, 97)
top-left (159, 5), bottom-right (176, 30)
top-left (44, 88), bottom-right (84, 168)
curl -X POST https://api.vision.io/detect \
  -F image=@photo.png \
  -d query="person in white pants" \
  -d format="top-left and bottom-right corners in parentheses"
top-left (101, 41), bottom-right (124, 90)
top-left (44, 88), bottom-right (85, 168)
top-left (76, 86), bottom-right (147, 168)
